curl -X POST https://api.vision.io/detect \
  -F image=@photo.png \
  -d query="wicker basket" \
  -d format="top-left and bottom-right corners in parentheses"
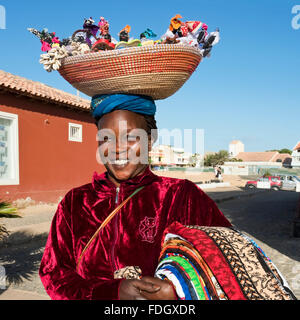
top-left (58, 44), bottom-right (202, 100)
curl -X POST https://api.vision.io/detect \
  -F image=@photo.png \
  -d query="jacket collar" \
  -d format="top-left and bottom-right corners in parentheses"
top-left (92, 166), bottom-right (158, 193)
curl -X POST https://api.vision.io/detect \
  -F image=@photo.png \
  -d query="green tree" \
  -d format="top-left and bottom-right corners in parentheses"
top-left (266, 148), bottom-right (292, 155)
top-left (204, 150), bottom-right (230, 166)
top-left (279, 148), bottom-right (292, 155)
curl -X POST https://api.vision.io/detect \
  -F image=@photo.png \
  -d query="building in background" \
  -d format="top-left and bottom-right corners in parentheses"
top-left (228, 140), bottom-right (244, 158)
top-left (291, 141), bottom-right (300, 168)
top-left (149, 145), bottom-right (194, 168)
top-left (0, 70), bottom-right (103, 202)
top-left (224, 151), bottom-right (292, 175)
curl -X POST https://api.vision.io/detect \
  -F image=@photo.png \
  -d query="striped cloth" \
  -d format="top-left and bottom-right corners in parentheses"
top-left (155, 222), bottom-right (297, 300)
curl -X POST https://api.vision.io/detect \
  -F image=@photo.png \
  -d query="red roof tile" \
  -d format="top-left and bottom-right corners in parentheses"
top-left (230, 140), bottom-right (243, 145)
top-left (273, 153), bottom-right (292, 162)
top-left (293, 142), bottom-right (300, 151)
top-left (236, 152), bottom-right (279, 162)
top-left (0, 70), bottom-right (90, 111)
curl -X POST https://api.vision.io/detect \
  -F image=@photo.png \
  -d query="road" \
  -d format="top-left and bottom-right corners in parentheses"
top-left (0, 189), bottom-right (299, 299)
top-left (217, 190), bottom-right (300, 298)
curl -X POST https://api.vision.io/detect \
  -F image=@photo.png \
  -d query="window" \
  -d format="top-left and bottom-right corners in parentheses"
top-left (68, 123), bottom-right (82, 142)
top-left (0, 111), bottom-right (19, 185)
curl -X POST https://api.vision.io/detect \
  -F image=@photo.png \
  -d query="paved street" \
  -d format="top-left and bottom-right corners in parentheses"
top-left (217, 190), bottom-right (300, 298)
top-left (0, 188), bottom-right (299, 300)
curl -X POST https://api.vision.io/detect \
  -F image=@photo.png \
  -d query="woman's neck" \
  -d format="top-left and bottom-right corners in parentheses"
top-left (107, 165), bottom-right (149, 187)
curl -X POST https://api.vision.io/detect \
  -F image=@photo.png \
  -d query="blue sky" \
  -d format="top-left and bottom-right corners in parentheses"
top-left (0, 0), bottom-right (299, 152)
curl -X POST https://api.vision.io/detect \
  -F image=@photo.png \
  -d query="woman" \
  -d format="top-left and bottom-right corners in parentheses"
top-left (39, 94), bottom-right (231, 300)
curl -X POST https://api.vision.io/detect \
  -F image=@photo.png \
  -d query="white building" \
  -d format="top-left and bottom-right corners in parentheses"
top-left (149, 145), bottom-right (195, 167)
top-left (229, 140), bottom-right (244, 158)
top-left (172, 147), bottom-right (193, 166)
top-left (291, 142), bottom-right (300, 168)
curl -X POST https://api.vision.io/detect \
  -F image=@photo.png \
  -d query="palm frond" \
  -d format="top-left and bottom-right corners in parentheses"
top-left (0, 201), bottom-right (20, 218)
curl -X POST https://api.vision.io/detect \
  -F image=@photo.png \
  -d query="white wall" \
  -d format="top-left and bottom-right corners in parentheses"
top-left (291, 150), bottom-right (300, 167)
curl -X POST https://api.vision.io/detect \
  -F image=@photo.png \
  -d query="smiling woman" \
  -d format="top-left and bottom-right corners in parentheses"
top-left (39, 92), bottom-right (232, 300)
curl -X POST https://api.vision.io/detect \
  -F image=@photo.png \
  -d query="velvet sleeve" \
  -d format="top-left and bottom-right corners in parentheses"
top-left (39, 197), bottom-right (123, 300)
top-left (171, 179), bottom-right (232, 227)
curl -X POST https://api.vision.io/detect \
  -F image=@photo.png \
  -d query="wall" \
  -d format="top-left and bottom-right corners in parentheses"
top-left (0, 92), bottom-right (105, 203)
top-left (292, 149), bottom-right (300, 168)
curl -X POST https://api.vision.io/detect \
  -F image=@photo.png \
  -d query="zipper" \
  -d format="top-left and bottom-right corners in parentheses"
top-left (111, 186), bottom-right (120, 272)
top-left (115, 187), bottom-right (120, 204)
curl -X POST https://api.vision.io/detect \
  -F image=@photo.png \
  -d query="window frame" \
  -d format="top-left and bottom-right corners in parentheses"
top-left (68, 122), bottom-right (82, 143)
top-left (0, 111), bottom-right (19, 186)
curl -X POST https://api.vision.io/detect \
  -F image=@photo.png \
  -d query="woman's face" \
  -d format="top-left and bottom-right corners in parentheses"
top-left (97, 110), bottom-right (152, 186)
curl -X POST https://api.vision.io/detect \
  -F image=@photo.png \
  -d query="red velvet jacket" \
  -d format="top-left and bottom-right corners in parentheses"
top-left (39, 167), bottom-right (231, 300)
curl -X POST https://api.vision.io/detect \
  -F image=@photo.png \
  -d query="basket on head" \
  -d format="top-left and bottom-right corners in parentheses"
top-left (58, 44), bottom-right (202, 100)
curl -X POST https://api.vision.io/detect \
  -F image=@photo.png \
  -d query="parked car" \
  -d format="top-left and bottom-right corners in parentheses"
top-left (245, 176), bottom-right (282, 190)
top-left (278, 175), bottom-right (300, 191)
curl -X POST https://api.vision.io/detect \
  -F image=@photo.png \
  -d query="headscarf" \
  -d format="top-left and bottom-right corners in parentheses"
top-left (91, 94), bottom-right (157, 120)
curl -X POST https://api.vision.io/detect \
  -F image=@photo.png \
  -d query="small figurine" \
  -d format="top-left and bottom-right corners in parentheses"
top-left (197, 24), bottom-right (208, 44)
top-left (201, 27), bottom-right (220, 57)
top-left (161, 14), bottom-right (184, 44)
top-left (178, 21), bottom-right (209, 48)
top-left (119, 25), bottom-right (131, 42)
top-left (82, 17), bottom-right (99, 47)
top-left (140, 28), bottom-right (157, 40)
top-left (98, 17), bottom-right (112, 42)
top-left (169, 14), bottom-right (183, 37)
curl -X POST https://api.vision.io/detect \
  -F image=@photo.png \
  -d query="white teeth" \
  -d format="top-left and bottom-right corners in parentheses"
top-left (112, 159), bottom-right (129, 165)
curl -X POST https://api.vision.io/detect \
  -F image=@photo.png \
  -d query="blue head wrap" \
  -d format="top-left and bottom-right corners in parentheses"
top-left (91, 94), bottom-right (156, 120)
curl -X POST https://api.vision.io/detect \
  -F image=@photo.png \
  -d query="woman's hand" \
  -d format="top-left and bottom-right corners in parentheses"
top-left (140, 276), bottom-right (177, 300)
top-left (119, 276), bottom-right (177, 300)
top-left (119, 278), bottom-right (161, 300)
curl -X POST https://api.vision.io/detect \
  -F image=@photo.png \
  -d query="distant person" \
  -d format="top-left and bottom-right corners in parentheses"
top-left (217, 166), bottom-right (223, 181)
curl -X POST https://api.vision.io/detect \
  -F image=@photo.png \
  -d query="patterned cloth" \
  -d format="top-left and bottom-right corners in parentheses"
top-left (155, 222), bottom-right (297, 300)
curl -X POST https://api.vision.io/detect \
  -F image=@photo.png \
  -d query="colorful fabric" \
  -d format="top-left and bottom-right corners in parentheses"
top-left (155, 222), bottom-right (297, 300)
top-left (91, 93), bottom-right (156, 120)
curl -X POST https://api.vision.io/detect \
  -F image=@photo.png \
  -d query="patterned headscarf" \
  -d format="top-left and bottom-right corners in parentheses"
top-left (91, 94), bottom-right (157, 120)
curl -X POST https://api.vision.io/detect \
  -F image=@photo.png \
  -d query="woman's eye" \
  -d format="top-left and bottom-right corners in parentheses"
top-left (127, 135), bottom-right (140, 142)
top-left (103, 136), bottom-right (112, 142)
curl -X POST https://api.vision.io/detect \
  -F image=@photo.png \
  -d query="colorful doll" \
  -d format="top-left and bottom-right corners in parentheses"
top-left (169, 14), bottom-right (183, 37)
top-left (177, 20), bottom-right (208, 48)
top-left (161, 14), bottom-right (183, 44)
top-left (98, 17), bottom-right (112, 42)
top-left (139, 28), bottom-right (157, 46)
top-left (82, 17), bottom-right (99, 47)
top-left (201, 27), bottom-right (220, 57)
top-left (119, 25), bottom-right (131, 42)
top-left (140, 28), bottom-right (157, 40)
